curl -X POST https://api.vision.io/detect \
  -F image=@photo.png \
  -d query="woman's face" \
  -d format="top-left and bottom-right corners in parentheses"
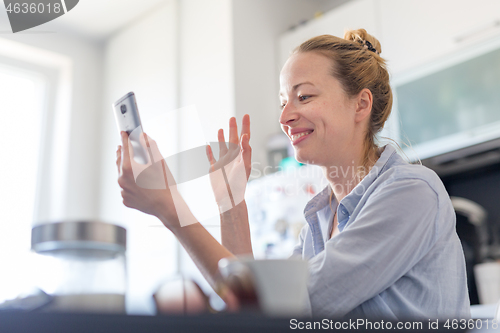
top-left (279, 52), bottom-right (358, 167)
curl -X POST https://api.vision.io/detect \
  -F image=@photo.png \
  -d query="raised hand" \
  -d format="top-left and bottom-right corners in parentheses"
top-left (116, 131), bottom-right (182, 226)
top-left (206, 115), bottom-right (251, 213)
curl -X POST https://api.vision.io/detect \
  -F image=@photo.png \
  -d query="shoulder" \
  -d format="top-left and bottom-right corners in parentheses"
top-left (365, 149), bottom-right (455, 232)
top-left (374, 149), bottom-right (446, 200)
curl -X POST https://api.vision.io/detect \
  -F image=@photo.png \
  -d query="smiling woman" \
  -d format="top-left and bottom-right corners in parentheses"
top-left (278, 29), bottom-right (469, 319)
top-left (116, 28), bottom-right (470, 320)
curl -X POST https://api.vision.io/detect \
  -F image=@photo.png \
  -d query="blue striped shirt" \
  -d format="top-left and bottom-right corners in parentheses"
top-left (292, 145), bottom-right (470, 319)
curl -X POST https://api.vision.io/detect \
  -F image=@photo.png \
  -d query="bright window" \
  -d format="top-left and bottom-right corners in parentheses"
top-left (0, 65), bottom-right (46, 302)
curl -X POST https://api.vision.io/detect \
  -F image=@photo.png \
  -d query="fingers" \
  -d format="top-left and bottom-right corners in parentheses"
top-left (240, 133), bottom-right (251, 151)
top-left (206, 145), bottom-right (216, 171)
top-left (141, 133), bottom-right (177, 186)
top-left (218, 128), bottom-right (228, 158)
top-left (139, 131), bottom-right (152, 149)
top-left (228, 117), bottom-right (238, 145)
top-left (220, 287), bottom-right (240, 313)
top-left (241, 114), bottom-right (250, 141)
top-left (218, 115), bottom-right (250, 158)
top-left (140, 132), bottom-right (166, 164)
top-left (116, 145), bottom-right (122, 175)
top-left (121, 131), bottom-right (133, 170)
top-left (240, 134), bottom-right (252, 178)
top-left (139, 132), bottom-right (152, 160)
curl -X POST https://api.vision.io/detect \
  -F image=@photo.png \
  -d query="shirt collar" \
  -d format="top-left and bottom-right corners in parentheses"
top-left (340, 145), bottom-right (396, 216)
top-left (303, 144), bottom-right (397, 222)
top-left (304, 185), bottom-right (332, 219)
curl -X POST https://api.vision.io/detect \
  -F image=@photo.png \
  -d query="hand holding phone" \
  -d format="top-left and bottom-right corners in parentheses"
top-left (113, 92), bottom-right (149, 164)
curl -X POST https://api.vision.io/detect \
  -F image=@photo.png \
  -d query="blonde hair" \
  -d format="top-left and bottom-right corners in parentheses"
top-left (294, 29), bottom-right (393, 169)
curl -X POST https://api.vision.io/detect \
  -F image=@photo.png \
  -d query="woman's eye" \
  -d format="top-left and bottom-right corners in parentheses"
top-left (299, 95), bottom-right (311, 101)
top-left (280, 102), bottom-right (286, 109)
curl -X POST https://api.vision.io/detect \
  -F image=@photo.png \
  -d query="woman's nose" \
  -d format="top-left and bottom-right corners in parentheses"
top-left (279, 103), bottom-right (298, 126)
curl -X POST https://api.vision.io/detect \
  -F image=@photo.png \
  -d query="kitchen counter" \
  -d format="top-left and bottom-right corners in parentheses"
top-left (0, 312), bottom-right (468, 333)
top-left (0, 312), bottom-right (289, 333)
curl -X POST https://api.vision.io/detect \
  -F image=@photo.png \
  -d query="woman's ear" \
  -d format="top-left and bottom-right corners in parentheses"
top-left (354, 88), bottom-right (373, 123)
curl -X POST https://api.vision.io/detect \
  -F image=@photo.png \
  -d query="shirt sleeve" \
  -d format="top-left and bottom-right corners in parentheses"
top-left (307, 178), bottom-right (440, 318)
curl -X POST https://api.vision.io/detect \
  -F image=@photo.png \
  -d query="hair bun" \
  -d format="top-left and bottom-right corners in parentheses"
top-left (344, 28), bottom-right (382, 55)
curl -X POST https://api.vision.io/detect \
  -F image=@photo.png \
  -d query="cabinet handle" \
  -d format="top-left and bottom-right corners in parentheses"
top-left (454, 19), bottom-right (500, 43)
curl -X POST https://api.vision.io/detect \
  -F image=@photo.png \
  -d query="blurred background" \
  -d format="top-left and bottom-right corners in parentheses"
top-left (1, 0), bottom-right (500, 314)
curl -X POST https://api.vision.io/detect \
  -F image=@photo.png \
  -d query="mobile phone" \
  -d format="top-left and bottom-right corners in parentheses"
top-left (113, 92), bottom-right (149, 164)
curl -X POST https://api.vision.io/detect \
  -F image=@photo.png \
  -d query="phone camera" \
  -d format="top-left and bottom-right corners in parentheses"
top-left (120, 104), bottom-right (127, 114)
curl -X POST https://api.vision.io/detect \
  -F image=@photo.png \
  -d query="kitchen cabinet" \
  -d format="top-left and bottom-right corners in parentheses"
top-left (279, 0), bottom-right (500, 74)
top-left (392, 39), bottom-right (500, 161)
top-left (279, 0), bottom-right (500, 75)
top-left (380, 0), bottom-right (500, 75)
top-left (278, 0), bottom-right (379, 69)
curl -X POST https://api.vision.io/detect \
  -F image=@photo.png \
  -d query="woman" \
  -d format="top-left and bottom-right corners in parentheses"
top-left (116, 29), bottom-right (470, 319)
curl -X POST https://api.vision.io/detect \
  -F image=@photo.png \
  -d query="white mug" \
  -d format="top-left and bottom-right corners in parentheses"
top-left (475, 262), bottom-right (500, 305)
top-left (219, 257), bottom-right (310, 317)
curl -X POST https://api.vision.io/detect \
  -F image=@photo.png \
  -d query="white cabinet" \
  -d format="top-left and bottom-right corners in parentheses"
top-left (279, 0), bottom-right (500, 75)
top-left (378, 0), bottom-right (500, 161)
top-left (278, 0), bottom-right (379, 69)
top-left (380, 0), bottom-right (500, 74)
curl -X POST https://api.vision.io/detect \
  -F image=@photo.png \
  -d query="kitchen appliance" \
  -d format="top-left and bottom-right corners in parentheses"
top-left (31, 221), bottom-right (127, 313)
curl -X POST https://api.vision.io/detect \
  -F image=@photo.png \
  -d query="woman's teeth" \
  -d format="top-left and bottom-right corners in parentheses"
top-left (292, 131), bottom-right (312, 141)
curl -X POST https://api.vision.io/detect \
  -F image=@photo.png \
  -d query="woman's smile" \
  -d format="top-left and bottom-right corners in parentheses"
top-left (289, 128), bottom-right (314, 145)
